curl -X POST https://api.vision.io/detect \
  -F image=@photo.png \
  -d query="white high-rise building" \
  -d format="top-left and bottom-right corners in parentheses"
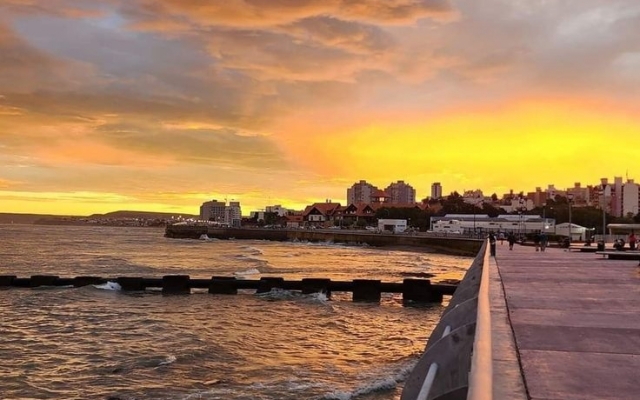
top-left (200, 200), bottom-right (226, 222)
top-left (226, 201), bottom-right (242, 227)
top-left (200, 199), bottom-right (242, 226)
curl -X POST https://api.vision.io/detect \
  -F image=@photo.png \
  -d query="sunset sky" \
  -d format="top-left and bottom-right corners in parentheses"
top-left (1, 0), bottom-right (639, 216)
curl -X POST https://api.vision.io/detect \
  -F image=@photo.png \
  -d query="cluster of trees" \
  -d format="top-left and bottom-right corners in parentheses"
top-left (374, 193), bottom-right (640, 233)
top-left (527, 196), bottom-right (640, 233)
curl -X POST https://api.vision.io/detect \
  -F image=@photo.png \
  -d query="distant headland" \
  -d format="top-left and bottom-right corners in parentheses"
top-left (0, 211), bottom-right (198, 227)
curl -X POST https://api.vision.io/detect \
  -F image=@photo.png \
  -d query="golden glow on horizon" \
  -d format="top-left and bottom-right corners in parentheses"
top-left (3, 99), bottom-right (637, 216)
top-left (296, 99), bottom-right (640, 187)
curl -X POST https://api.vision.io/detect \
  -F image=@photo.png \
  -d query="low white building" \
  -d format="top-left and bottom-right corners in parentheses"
top-left (555, 223), bottom-right (588, 241)
top-left (430, 214), bottom-right (556, 235)
top-left (378, 219), bottom-right (407, 233)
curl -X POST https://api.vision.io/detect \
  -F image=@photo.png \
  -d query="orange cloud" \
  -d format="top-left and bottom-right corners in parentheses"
top-left (1, 0), bottom-right (639, 216)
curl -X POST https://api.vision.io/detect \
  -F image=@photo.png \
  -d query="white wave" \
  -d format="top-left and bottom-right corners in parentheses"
top-left (255, 288), bottom-right (297, 300)
top-left (181, 388), bottom-right (235, 400)
top-left (240, 245), bottom-right (264, 255)
top-left (320, 360), bottom-right (416, 400)
top-left (157, 355), bottom-right (177, 367)
top-left (307, 292), bottom-right (329, 303)
top-left (234, 254), bottom-right (265, 263)
top-left (234, 268), bottom-right (261, 278)
top-left (199, 234), bottom-right (210, 240)
top-left (290, 240), bottom-right (369, 250)
top-left (93, 281), bottom-right (122, 291)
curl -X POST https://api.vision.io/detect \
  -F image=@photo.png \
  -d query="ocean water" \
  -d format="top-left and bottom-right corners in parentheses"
top-left (0, 224), bottom-right (471, 400)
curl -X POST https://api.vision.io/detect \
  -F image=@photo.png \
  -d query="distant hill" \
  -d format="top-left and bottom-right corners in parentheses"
top-left (0, 210), bottom-right (198, 225)
top-left (0, 213), bottom-right (78, 224)
top-left (88, 210), bottom-right (198, 219)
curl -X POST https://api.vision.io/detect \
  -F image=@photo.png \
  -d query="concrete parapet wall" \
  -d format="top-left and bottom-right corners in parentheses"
top-left (401, 241), bottom-right (489, 400)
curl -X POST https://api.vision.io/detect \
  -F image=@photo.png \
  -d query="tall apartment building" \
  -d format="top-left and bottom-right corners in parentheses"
top-left (347, 180), bottom-right (378, 204)
top-left (622, 179), bottom-right (639, 217)
top-left (526, 187), bottom-right (547, 208)
top-left (265, 204), bottom-right (290, 217)
top-left (200, 199), bottom-right (242, 226)
top-left (200, 199), bottom-right (226, 222)
top-left (566, 182), bottom-right (590, 206)
top-left (612, 177), bottom-right (623, 217)
top-left (431, 182), bottom-right (442, 199)
top-left (385, 180), bottom-right (416, 204)
top-left (598, 178), bottom-right (613, 213)
top-left (226, 201), bottom-right (242, 227)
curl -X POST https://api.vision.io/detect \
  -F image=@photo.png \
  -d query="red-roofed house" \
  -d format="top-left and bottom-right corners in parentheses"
top-left (342, 203), bottom-right (378, 226)
top-left (302, 202), bottom-right (342, 227)
top-left (370, 189), bottom-right (390, 204)
top-left (286, 213), bottom-right (304, 228)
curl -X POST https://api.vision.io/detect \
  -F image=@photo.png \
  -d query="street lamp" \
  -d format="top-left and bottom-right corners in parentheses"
top-left (600, 184), bottom-right (607, 244)
top-left (567, 193), bottom-right (574, 242)
top-left (518, 210), bottom-right (522, 237)
top-left (542, 203), bottom-right (546, 232)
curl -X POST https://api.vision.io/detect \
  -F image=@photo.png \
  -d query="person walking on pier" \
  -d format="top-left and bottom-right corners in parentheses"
top-left (489, 232), bottom-right (497, 256)
top-left (629, 231), bottom-right (637, 250)
top-left (534, 231), bottom-right (541, 251)
top-left (507, 232), bottom-right (516, 250)
top-left (540, 231), bottom-right (548, 252)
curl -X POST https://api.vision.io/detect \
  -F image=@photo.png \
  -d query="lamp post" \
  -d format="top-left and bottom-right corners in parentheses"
top-left (473, 209), bottom-right (476, 234)
top-left (600, 185), bottom-right (607, 244)
top-left (542, 203), bottom-right (546, 232)
top-left (518, 211), bottom-right (522, 237)
top-left (567, 193), bottom-right (574, 242)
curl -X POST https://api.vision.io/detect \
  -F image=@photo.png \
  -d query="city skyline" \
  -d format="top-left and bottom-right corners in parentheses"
top-left (1, 1), bottom-right (639, 216)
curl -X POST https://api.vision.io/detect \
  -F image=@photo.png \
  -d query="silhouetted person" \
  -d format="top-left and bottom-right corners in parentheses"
top-left (507, 232), bottom-right (516, 250)
top-left (489, 232), bottom-right (496, 256)
top-left (540, 232), bottom-right (548, 252)
top-left (629, 231), bottom-right (637, 251)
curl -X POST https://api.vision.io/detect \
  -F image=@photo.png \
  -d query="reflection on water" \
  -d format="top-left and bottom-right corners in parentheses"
top-left (0, 224), bottom-right (470, 399)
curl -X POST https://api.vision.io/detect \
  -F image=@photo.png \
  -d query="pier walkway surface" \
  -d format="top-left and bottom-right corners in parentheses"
top-left (493, 243), bottom-right (640, 400)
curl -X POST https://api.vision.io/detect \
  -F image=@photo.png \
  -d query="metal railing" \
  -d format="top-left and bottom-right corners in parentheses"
top-left (467, 247), bottom-right (493, 400)
top-left (401, 240), bottom-right (494, 400)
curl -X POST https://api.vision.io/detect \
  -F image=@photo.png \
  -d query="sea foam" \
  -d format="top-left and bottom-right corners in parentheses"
top-left (93, 281), bottom-right (122, 291)
top-left (320, 360), bottom-right (416, 400)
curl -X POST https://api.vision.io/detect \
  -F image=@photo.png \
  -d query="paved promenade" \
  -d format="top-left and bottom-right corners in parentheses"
top-left (493, 243), bottom-right (640, 400)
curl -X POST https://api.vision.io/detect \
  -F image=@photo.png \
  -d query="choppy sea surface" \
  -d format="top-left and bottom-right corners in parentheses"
top-left (0, 224), bottom-right (471, 400)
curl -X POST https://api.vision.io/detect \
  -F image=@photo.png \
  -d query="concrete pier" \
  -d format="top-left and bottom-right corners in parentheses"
top-left (402, 241), bottom-right (640, 400)
top-left (491, 242), bottom-right (640, 400)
